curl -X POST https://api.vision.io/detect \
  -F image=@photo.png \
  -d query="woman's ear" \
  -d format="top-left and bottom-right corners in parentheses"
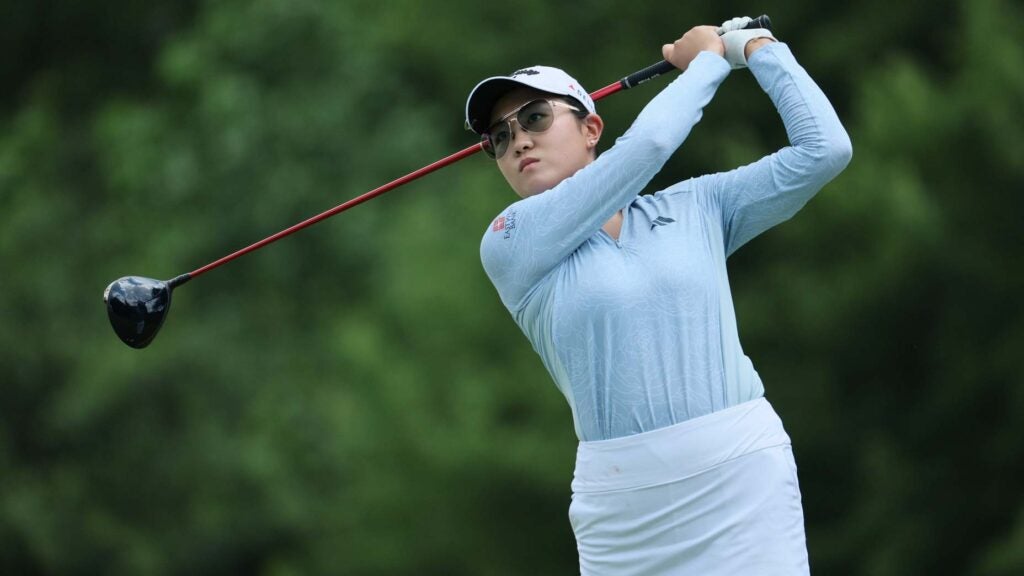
top-left (584, 113), bottom-right (604, 151)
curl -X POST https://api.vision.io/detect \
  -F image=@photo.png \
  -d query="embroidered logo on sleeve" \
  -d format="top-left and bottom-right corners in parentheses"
top-left (491, 209), bottom-right (518, 239)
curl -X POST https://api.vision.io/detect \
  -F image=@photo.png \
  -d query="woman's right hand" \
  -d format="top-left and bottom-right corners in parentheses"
top-left (662, 26), bottom-right (725, 71)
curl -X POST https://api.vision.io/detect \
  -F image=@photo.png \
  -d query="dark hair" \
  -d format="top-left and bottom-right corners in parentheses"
top-left (561, 96), bottom-right (590, 120)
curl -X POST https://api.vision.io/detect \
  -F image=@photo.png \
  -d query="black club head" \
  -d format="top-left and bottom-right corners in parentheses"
top-left (103, 276), bottom-right (174, 349)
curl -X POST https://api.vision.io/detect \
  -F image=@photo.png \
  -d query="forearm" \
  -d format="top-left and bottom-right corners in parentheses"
top-left (749, 43), bottom-right (851, 178)
top-left (700, 42), bottom-right (852, 256)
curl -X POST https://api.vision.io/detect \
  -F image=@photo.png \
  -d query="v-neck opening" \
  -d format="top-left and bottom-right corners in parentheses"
top-left (599, 210), bottom-right (627, 247)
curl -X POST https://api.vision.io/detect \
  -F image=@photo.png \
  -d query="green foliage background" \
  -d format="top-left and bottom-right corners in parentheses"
top-left (1, 0), bottom-right (1022, 574)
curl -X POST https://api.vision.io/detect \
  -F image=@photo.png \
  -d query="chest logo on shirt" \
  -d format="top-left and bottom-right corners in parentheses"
top-left (492, 209), bottom-right (518, 239)
top-left (650, 216), bottom-right (676, 230)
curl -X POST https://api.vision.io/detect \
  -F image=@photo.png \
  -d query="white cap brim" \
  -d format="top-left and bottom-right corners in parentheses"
top-left (464, 65), bottom-right (595, 134)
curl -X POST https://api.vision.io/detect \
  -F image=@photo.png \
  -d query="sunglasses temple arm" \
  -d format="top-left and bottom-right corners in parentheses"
top-left (590, 14), bottom-right (773, 102)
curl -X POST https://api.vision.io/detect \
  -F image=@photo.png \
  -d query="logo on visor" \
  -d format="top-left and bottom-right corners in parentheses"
top-left (568, 84), bottom-right (588, 104)
top-left (512, 68), bottom-right (540, 77)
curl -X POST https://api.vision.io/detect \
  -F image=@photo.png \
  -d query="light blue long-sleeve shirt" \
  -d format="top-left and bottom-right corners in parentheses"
top-left (480, 44), bottom-right (852, 441)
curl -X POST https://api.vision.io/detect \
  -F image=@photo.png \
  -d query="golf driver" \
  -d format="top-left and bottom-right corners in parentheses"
top-left (104, 15), bottom-right (772, 349)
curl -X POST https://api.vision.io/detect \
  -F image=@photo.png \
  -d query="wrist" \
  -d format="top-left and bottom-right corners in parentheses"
top-left (721, 28), bottom-right (776, 69)
top-left (744, 37), bottom-right (775, 59)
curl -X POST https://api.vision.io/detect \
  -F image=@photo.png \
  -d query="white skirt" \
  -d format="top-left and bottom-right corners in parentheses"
top-left (569, 398), bottom-right (810, 576)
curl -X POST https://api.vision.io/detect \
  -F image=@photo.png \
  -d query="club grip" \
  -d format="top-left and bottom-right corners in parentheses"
top-left (620, 14), bottom-right (772, 89)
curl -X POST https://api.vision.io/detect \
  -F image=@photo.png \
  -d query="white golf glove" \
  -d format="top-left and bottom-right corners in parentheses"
top-left (719, 16), bottom-right (776, 69)
top-left (717, 16), bottom-right (753, 35)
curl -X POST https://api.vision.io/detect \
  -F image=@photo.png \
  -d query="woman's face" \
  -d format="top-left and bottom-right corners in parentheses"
top-left (489, 87), bottom-right (602, 199)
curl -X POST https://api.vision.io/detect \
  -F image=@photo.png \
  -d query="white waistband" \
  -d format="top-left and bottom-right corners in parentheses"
top-left (572, 397), bottom-right (791, 493)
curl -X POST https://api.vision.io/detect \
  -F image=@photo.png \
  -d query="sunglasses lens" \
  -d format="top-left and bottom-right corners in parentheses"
top-left (484, 100), bottom-right (559, 160)
top-left (487, 123), bottom-right (511, 159)
top-left (516, 100), bottom-right (554, 133)
top-left (481, 134), bottom-right (496, 158)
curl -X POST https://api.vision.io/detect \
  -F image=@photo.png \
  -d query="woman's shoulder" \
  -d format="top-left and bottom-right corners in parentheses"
top-left (635, 175), bottom-right (710, 206)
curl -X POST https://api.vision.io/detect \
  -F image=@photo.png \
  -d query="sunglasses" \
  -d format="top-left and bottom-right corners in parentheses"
top-left (481, 99), bottom-right (583, 159)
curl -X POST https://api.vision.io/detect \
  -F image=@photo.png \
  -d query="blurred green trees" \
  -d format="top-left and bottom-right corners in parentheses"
top-left (1, 0), bottom-right (1021, 574)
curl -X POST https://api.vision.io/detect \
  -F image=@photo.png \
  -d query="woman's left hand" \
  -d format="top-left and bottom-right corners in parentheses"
top-left (662, 26), bottom-right (725, 71)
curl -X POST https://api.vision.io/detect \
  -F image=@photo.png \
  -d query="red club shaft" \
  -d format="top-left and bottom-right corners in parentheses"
top-left (590, 81), bottom-right (624, 102)
top-left (188, 142), bottom-right (484, 279)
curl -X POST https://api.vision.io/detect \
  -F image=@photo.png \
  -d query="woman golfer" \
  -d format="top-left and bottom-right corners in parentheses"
top-left (465, 17), bottom-right (851, 576)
